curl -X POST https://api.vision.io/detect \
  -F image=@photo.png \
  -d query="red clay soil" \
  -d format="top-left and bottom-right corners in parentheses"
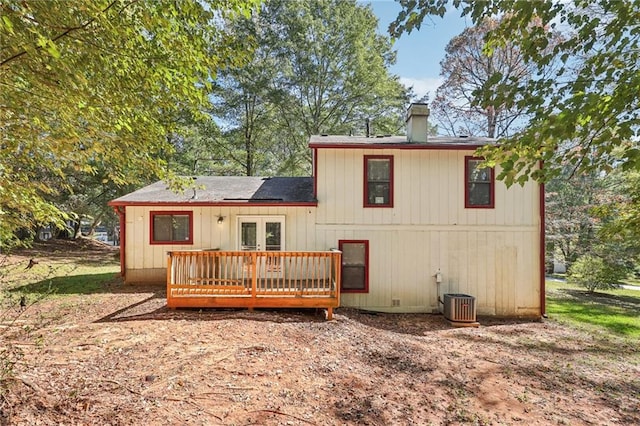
top-left (0, 240), bottom-right (638, 425)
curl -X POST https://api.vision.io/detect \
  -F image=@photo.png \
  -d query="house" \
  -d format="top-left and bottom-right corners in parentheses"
top-left (109, 103), bottom-right (544, 318)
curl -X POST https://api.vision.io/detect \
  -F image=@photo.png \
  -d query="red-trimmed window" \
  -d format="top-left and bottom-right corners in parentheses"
top-left (150, 211), bottom-right (193, 244)
top-left (339, 240), bottom-right (369, 293)
top-left (364, 155), bottom-right (393, 207)
top-left (465, 156), bottom-right (495, 208)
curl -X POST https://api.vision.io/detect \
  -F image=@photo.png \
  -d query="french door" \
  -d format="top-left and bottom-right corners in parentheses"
top-left (237, 216), bottom-right (285, 277)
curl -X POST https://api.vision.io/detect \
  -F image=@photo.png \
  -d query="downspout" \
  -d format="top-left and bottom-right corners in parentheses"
top-left (113, 206), bottom-right (126, 278)
top-left (539, 162), bottom-right (546, 318)
top-left (312, 147), bottom-right (318, 200)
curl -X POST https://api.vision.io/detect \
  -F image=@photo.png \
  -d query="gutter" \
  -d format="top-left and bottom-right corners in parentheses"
top-left (539, 162), bottom-right (546, 318)
top-left (107, 201), bottom-right (318, 207)
top-left (309, 142), bottom-right (488, 150)
top-left (111, 205), bottom-right (126, 278)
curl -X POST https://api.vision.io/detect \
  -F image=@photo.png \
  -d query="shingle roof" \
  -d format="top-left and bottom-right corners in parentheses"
top-left (110, 176), bottom-right (315, 206)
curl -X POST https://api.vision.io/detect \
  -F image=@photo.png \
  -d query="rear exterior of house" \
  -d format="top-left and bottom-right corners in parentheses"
top-left (311, 139), bottom-right (542, 317)
top-left (109, 104), bottom-right (544, 317)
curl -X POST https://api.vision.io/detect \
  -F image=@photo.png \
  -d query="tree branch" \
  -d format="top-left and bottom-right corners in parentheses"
top-left (1, 0), bottom-right (121, 67)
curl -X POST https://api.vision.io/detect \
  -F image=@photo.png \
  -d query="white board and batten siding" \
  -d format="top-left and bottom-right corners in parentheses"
top-left (315, 148), bottom-right (542, 316)
top-left (124, 205), bottom-right (318, 283)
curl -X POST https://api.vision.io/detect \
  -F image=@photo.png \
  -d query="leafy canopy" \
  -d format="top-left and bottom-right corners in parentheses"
top-left (567, 254), bottom-right (628, 293)
top-left (0, 0), bottom-right (257, 245)
top-left (188, 0), bottom-right (409, 178)
top-left (392, 0), bottom-right (640, 185)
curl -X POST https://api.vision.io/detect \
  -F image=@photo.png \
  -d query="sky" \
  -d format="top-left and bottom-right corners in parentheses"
top-left (366, 1), bottom-right (473, 101)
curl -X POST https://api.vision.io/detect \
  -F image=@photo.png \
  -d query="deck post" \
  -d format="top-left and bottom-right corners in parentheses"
top-left (166, 252), bottom-right (173, 307)
top-left (251, 252), bottom-right (257, 308)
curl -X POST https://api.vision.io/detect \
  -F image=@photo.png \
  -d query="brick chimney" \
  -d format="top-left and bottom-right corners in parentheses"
top-left (406, 103), bottom-right (430, 143)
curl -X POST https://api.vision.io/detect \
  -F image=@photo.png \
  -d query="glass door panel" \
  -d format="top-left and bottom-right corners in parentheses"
top-left (240, 222), bottom-right (257, 251)
top-left (264, 221), bottom-right (282, 273)
top-left (265, 222), bottom-right (282, 251)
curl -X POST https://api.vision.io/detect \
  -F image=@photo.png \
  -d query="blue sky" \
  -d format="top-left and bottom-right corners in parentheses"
top-left (366, 1), bottom-right (472, 100)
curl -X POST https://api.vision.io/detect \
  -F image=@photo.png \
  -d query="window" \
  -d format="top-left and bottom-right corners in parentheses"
top-left (150, 211), bottom-right (193, 244)
top-left (339, 240), bottom-right (369, 293)
top-left (364, 155), bottom-right (393, 207)
top-left (465, 156), bottom-right (494, 208)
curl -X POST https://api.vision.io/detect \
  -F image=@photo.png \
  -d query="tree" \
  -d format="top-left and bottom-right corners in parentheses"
top-left (567, 255), bottom-right (628, 293)
top-left (210, 0), bottom-right (410, 176)
top-left (0, 0), bottom-right (257, 246)
top-left (545, 170), bottom-right (601, 268)
top-left (209, 15), bottom-right (282, 177)
top-left (591, 169), bottom-right (640, 272)
top-left (391, 1), bottom-right (640, 185)
top-left (168, 119), bottom-right (238, 176)
top-left (432, 17), bottom-right (549, 138)
top-left (546, 162), bottom-right (640, 277)
top-left (594, 170), bottom-right (640, 242)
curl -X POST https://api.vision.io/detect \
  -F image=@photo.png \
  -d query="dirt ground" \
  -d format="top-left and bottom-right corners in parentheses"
top-left (1, 240), bottom-right (639, 425)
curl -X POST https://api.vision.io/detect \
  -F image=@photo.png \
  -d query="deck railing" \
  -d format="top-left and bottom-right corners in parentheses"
top-left (167, 250), bottom-right (341, 319)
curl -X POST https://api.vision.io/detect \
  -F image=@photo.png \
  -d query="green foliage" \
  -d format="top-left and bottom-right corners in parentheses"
top-left (546, 166), bottom-right (640, 275)
top-left (167, 117), bottom-right (241, 176)
top-left (567, 255), bottom-right (628, 293)
top-left (545, 170), bottom-right (601, 266)
top-left (392, 1), bottom-right (640, 186)
top-left (204, 0), bottom-right (410, 176)
top-left (0, 0), bottom-right (257, 247)
top-left (594, 170), bottom-right (640, 244)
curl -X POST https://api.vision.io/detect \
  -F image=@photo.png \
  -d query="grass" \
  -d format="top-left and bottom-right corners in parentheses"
top-left (1, 258), bottom-right (119, 306)
top-left (15, 270), bottom-right (120, 296)
top-left (622, 276), bottom-right (640, 287)
top-left (546, 279), bottom-right (640, 339)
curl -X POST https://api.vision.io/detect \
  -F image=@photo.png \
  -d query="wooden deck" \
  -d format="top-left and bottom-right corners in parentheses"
top-left (167, 250), bottom-right (341, 319)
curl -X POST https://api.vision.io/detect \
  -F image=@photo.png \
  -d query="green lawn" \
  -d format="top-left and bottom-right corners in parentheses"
top-left (1, 257), bottom-right (120, 307)
top-left (546, 279), bottom-right (640, 339)
top-left (622, 276), bottom-right (640, 287)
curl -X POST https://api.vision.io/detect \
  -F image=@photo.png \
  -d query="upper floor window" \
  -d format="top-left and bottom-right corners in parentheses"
top-left (150, 211), bottom-right (193, 244)
top-left (465, 156), bottom-right (494, 208)
top-left (364, 155), bottom-right (393, 207)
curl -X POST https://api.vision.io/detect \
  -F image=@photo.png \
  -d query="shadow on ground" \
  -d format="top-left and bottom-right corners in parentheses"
top-left (92, 290), bottom-right (540, 336)
top-left (548, 288), bottom-right (640, 336)
top-left (9, 272), bottom-right (124, 296)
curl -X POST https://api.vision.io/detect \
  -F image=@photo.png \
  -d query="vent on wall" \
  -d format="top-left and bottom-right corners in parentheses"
top-left (392, 298), bottom-right (400, 307)
top-left (443, 294), bottom-right (476, 322)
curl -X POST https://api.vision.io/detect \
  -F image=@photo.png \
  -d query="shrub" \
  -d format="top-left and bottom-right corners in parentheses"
top-left (567, 255), bottom-right (628, 293)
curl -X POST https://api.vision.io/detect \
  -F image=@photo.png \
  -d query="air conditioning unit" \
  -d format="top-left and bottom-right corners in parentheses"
top-left (443, 294), bottom-right (476, 322)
